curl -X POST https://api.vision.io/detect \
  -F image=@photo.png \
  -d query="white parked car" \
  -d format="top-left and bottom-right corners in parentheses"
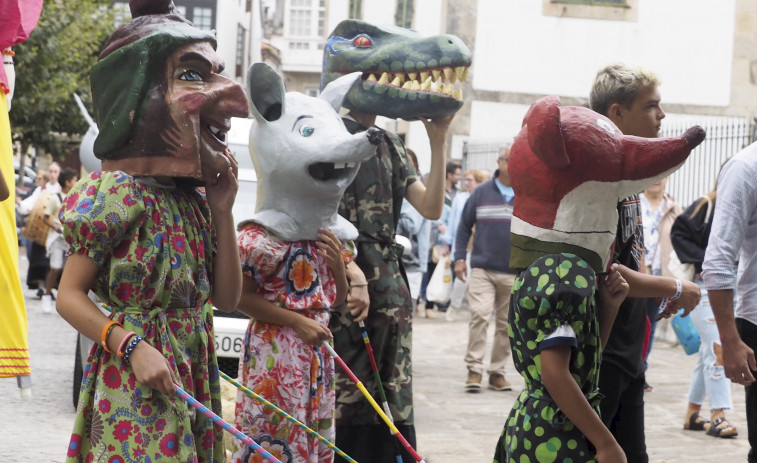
top-left (73, 117), bottom-right (257, 406)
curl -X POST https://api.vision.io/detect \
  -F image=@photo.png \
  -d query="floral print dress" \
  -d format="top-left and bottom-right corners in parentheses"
top-left (62, 171), bottom-right (225, 463)
top-left (494, 253), bottom-right (602, 463)
top-left (233, 222), bottom-right (353, 463)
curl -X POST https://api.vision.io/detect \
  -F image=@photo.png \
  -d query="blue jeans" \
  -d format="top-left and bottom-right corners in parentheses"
top-left (687, 278), bottom-right (733, 410)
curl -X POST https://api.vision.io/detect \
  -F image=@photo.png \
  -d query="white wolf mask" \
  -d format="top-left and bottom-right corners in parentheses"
top-left (245, 62), bottom-right (381, 241)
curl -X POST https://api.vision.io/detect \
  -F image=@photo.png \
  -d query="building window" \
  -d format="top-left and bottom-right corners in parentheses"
top-left (175, 5), bottom-right (187, 16)
top-left (348, 0), bottom-right (362, 19)
top-left (305, 87), bottom-right (319, 97)
top-left (236, 23), bottom-right (246, 78)
top-left (543, 0), bottom-right (636, 21)
top-left (395, 0), bottom-right (414, 28)
top-left (287, 0), bottom-right (325, 38)
top-left (193, 7), bottom-right (213, 30)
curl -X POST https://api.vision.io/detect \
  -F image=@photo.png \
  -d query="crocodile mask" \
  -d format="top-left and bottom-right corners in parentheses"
top-left (321, 19), bottom-right (472, 120)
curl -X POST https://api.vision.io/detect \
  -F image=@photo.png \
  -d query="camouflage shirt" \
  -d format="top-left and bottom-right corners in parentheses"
top-left (330, 117), bottom-right (419, 426)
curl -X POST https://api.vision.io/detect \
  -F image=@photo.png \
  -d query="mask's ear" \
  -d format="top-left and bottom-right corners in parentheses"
top-left (318, 71), bottom-right (362, 113)
top-left (247, 62), bottom-right (286, 124)
top-left (526, 95), bottom-right (570, 170)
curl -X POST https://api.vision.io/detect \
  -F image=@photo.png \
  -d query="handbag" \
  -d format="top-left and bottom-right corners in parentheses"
top-left (668, 250), bottom-right (696, 282)
top-left (426, 255), bottom-right (453, 304)
top-left (671, 309), bottom-right (701, 355)
top-left (22, 189), bottom-right (52, 246)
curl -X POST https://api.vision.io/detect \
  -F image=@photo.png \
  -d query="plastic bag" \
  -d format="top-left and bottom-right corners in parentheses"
top-left (668, 249), bottom-right (696, 282)
top-left (426, 255), bottom-right (453, 304)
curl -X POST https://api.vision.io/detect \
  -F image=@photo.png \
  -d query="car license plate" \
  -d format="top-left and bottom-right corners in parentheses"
top-left (214, 334), bottom-right (244, 357)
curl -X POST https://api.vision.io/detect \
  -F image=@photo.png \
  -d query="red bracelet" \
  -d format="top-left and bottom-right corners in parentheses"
top-left (117, 332), bottom-right (137, 358)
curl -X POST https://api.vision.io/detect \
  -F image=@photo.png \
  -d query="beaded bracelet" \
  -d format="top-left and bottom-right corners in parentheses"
top-left (122, 336), bottom-right (144, 365)
top-left (1, 49), bottom-right (15, 56)
top-left (100, 321), bottom-right (122, 354)
top-left (117, 332), bottom-right (137, 358)
top-left (672, 278), bottom-right (683, 301)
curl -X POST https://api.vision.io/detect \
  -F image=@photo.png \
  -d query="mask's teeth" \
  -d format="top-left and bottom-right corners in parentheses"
top-left (431, 80), bottom-right (442, 93)
top-left (402, 81), bottom-right (412, 89)
top-left (345, 162), bottom-right (357, 168)
top-left (460, 67), bottom-right (469, 82)
top-left (408, 72), bottom-right (417, 81)
top-left (453, 88), bottom-right (463, 100)
top-left (432, 69), bottom-right (441, 81)
top-left (420, 71), bottom-right (429, 83)
top-left (396, 73), bottom-right (405, 84)
top-left (367, 73), bottom-right (377, 82)
top-left (378, 72), bottom-right (390, 85)
top-left (443, 67), bottom-right (453, 83)
top-left (411, 80), bottom-right (421, 90)
top-left (333, 163), bottom-right (347, 169)
top-left (455, 66), bottom-right (465, 81)
top-left (421, 76), bottom-right (432, 91)
top-left (391, 75), bottom-right (401, 86)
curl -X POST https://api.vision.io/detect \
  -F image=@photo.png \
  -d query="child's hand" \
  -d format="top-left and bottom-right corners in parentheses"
top-left (419, 115), bottom-right (454, 150)
top-left (205, 148), bottom-right (239, 215)
top-left (294, 315), bottom-right (333, 346)
top-left (598, 264), bottom-right (628, 312)
top-left (316, 229), bottom-right (345, 278)
top-left (595, 441), bottom-right (627, 463)
top-left (130, 341), bottom-right (177, 396)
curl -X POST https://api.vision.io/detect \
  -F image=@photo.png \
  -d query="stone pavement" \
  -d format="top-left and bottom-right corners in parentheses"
top-left (1, 271), bottom-right (752, 462)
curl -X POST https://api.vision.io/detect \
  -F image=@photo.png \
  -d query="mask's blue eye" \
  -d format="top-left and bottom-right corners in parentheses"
top-left (180, 70), bottom-right (203, 82)
top-left (299, 125), bottom-right (315, 137)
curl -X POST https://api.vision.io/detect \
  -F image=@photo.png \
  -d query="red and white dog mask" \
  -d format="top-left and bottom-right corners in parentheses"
top-left (509, 96), bottom-right (705, 272)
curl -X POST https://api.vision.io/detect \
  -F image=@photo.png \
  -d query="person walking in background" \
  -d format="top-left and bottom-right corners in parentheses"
top-left (702, 148), bottom-right (757, 461)
top-left (639, 176), bottom-right (682, 391)
top-left (40, 167), bottom-right (77, 314)
top-left (445, 161), bottom-right (461, 208)
top-left (455, 146), bottom-right (517, 392)
top-left (589, 62), bottom-right (701, 462)
top-left (672, 174), bottom-right (739, 438)
top-left (440, 168), bottom-right (486, 321)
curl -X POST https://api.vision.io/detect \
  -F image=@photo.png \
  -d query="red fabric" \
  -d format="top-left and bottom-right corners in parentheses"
top-left (0, 0), bottom-right (44, 93)
top-left (642, 310), bottom-right (651, 360)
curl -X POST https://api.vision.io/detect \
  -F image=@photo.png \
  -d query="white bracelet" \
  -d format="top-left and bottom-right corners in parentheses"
top-left (672, 278), bottom-right (682, 301)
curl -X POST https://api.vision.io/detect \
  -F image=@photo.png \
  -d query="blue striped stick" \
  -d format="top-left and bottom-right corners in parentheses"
top-left (174, 384), bottom-right (282, 463)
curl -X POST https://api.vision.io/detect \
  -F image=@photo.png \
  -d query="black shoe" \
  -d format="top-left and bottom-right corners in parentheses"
top-left (36, 288), bottom-right (44, 299)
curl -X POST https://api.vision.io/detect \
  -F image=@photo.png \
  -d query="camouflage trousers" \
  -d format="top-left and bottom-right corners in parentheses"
top-left (329, 241), bottom-right (415, 426)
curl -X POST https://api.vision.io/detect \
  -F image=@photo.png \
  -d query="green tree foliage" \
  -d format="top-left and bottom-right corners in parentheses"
top-left (10, 0), bottom-right (114, 158)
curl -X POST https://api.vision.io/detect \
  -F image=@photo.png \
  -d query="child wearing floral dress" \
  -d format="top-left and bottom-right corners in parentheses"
top-left (56, 2), bottom-right (249, 462)
top-left (232, 224), bottom-right (350, 463)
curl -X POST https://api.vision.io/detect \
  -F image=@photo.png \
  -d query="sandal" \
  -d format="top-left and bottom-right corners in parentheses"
top-left (683, 413), bottom-right (709, 431)
top-left (706, 417), bottom-right (738, 438)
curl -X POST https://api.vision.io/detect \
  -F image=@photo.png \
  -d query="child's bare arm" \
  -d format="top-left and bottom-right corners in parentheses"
top-left (236, 274), bottom-right (332, 346)
top-left (541, 346), bottom-right (626, 463)
top-left (58, 254), bottom-right (176, 396)
top-left (596, 264), bottom-right (629, 347)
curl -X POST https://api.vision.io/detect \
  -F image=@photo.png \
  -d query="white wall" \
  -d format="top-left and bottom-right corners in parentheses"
top-left (473, 0), bottom-right (735, 106)
top-left (216, 1), bottom-right (252, 82)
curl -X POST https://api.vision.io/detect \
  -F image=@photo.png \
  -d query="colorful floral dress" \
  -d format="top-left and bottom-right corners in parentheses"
top-left (62, 171), bottom-right (225, 463)
top-left (233, 222), bottom-right (353, 463)
top-left (494, 253), bottom-right (602, 463)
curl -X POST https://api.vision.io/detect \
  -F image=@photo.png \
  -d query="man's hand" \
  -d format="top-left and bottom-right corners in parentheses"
top-left (347, 284), bottom-right (370, 323)
top-left (454, 259), bottom-right (467, 282)
top-left (722, 337), bottom-right (757, 386)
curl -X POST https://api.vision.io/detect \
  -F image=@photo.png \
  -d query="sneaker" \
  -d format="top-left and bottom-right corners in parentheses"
top-left (488, 374), bottom-right (512, 391)
top-left (445, 305), bottom-right (456, 322)
top-left (415, 301), bottom-right (426, 318)
top-left (41, 295), bottom-right (53, 314)
top-left (465, 371), bottom-right (482, 392)
top-left (425, 308), bottom-right (437, 319)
